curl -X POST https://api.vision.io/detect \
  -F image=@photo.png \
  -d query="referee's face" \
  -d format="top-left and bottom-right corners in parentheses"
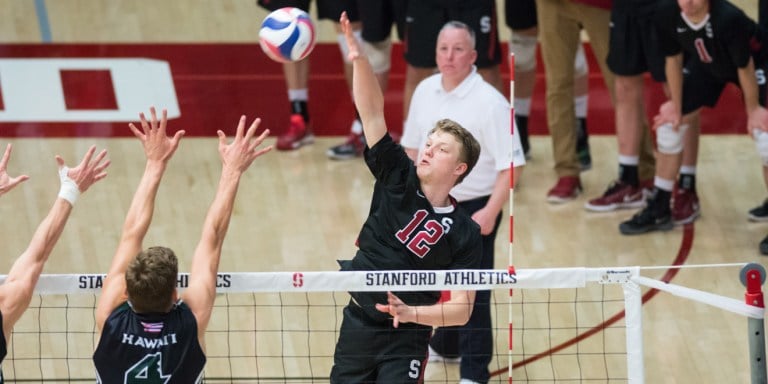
top-left (436, 28), bottom-right (477, 81)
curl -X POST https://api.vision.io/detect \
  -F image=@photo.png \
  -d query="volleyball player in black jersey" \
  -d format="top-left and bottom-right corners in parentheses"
top-left (621, 0), bottom-right (768, 235)
top-left (330, 12), bottom-right (483, 383)
top-left (93, 108), bottom-right (272, 382)
top-left (0, 144), bottom-right (109, 382)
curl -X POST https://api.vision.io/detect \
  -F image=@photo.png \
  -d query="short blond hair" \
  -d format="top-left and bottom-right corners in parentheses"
top-left (430, 118), bottom-right (481, 185)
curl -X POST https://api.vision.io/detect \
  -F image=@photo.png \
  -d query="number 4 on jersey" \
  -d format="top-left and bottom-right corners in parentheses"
top-left (125, 352), bottom-right (171, 383)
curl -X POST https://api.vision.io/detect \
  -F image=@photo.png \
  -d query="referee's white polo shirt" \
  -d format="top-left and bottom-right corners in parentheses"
top-left (401, 66), bottom-right (526, 202)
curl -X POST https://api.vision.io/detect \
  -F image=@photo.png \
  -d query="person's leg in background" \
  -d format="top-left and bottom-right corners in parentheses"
top-left (327, 0), bottom-right (407, 160)
top-left (573, 42), bottom-right (592, 171)
top-left (672, 111), bottom-right (702, 225)
top-left (313, 0), bottom-right (371, 159)
top-left (506, 0), bottom-right (591, 167)
top-left (460, 0), bottom-right (504, 94)
top-left (585, 1), bottom-right (661, 212)
top-left (620, 59), bottom-right (720, 235)
top-left (535, 0), bottom-right (584, 203)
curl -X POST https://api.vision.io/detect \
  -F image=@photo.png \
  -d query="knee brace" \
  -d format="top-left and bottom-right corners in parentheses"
top-left (510, 33), bottom-right (538, 72)
top-left (754, 129), bottom-right (768, 165)
top-left (337, 30), bottom-right (363, 63)
top-left (362, 38), bottom-right (393, 74)
top-left (574, 43), bottom-right (589, 78)
top-left (656, 123), bottom-right (688, 154)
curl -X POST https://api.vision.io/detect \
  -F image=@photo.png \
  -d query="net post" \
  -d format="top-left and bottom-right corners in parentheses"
top-left (741, 263), bottom-right (767, 383)
top-left (622, 275), bottom-right (645, 384)
top-left (508, 50), bottom-right (515, 384)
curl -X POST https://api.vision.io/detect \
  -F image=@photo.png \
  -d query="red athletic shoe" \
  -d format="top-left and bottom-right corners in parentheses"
top-left (584, 180), bottom-right (646, 212)
top-left (276, 114), bottom-right (315, 151)
top-left (546, 176), bottom-right (582, 203)
top-left (672, 188), bottom-right (701, 225)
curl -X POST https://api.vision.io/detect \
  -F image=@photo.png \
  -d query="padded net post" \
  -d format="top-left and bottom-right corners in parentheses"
top-left (742, 263), bottom-right (767, 383)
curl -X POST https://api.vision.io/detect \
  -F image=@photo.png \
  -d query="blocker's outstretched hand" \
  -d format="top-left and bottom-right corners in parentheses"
top-left (340, 12), bottom-right (362, 62)
top-left (0, 143), bottom-right (29, 196)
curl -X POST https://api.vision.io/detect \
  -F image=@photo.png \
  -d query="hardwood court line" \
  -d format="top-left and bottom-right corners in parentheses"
top-left (33, 0), bottom-right (51, 43)
top-left (490, 224), bottom-right (695, 379)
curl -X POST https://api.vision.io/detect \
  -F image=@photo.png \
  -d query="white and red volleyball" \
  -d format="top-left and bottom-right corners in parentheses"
top-left (258, 7), bottom-right (316, 63)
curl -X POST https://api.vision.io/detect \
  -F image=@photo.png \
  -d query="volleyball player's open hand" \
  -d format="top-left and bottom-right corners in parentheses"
top-left (56, 145), bottom-right (110, 194)
top-left (0, 143), bottom-right (29, 196)
top-left (217, 116), bottom-right (273, 174)
top-left (340, 12), bottom-right (361, 62)
top-left (375, 291), bottom-right (416, 328)
top-left (129, 107), bottom-right (185, 164)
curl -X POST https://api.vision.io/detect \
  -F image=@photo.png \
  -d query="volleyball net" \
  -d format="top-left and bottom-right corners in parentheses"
top-left (1, 264), bottom-right (764, 383)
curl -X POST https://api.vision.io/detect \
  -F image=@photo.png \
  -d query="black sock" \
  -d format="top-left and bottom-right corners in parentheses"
top-left (290, 100), bottom-right (310, 124)
top-left (516, 115), bottom-right (530, 155)
top-left (618, 164), bottom-right (639, 187)
top-left (576, 117), bottom-right (589, 153)
top-left (678, 173), bottom-right (696, 192)
top-left (653, 188), bottom-right (672, 215)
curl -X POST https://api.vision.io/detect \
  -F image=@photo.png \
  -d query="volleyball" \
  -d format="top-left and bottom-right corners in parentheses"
top-left (258, 7), bottom-right (316, 63)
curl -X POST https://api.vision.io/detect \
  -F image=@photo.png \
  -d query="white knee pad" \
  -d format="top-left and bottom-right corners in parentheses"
top-left (337, 30), bottom-right (363, 63)
top-left (656, 123), bottom-right (688, 154)
top-left (574, 44), bottom-right (589, 78)
top-left (509, 33), bottom-right (538, 72)
top-left (754, 129), bottom-right (768, 165)
top-left (362, 38), bottom-right (393, 74)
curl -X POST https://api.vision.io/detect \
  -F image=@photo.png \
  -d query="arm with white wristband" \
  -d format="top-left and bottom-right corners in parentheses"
top-left (58, 166), bottom-right (80, 205)
top-left (0, 145), bottom-right (110, 341)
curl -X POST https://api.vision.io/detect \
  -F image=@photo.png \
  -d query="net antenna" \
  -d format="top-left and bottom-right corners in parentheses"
top-left (508, 50), bottom-right (516, 384)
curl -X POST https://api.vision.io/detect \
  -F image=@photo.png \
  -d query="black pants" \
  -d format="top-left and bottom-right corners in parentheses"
top-left (430, 195), bottom-right (501, 383)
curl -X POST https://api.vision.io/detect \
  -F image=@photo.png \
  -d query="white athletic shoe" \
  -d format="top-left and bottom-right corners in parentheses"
top-left (427, 345), bottom-right (461, 364)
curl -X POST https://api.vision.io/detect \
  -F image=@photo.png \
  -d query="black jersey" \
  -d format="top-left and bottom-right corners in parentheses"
top-left (344, 134), bottom-right (482, 321)
top-left (761, 0), bottom-right (768, 28)
top-left (657, 0), bottom-right (767, 82)
top-left (613, 0), bottom-right (662, 16)
top-left (93, 301), bottom-right (205, 383)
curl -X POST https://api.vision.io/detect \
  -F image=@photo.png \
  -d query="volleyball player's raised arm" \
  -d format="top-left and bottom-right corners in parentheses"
top-left (95, 108), bottom-right (183, 332)
top-left (1, 146), bottom-right (109, 341)
top-left (341, 12), bottom-right (386, 148)
top-left (183, 116), bottom-right (272, 344)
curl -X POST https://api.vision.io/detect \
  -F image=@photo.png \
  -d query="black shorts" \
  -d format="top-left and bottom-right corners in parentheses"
top-left (404, 0), bottom-right (502, 68)
top-left (505, 0), bottom-right (537, 30)
top-left (678, 58), bottom-right (768, 114)
top-left (330, 301), bottom-right (431, 384)
top-left (357, 0), bottom-right (407, 42)
top-left (606, 1), bottom-right (665, 81)
top-left (257, 0), bottom-right (359, 22)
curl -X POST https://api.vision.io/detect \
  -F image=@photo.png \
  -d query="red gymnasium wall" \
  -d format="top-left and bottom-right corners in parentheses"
top-left (0, 43), bottom-right (746, 138)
